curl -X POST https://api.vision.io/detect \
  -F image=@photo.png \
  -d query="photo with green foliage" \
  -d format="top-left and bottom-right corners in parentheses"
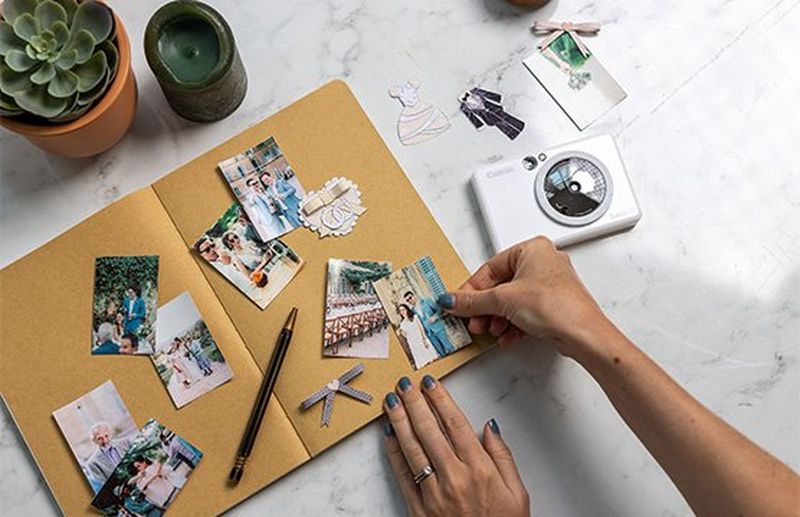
top-left (92, 255), bottom-right (159, 355)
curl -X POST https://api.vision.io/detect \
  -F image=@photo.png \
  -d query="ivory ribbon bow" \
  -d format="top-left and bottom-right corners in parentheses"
top-left (302, 177), bottom-right (362, 216)
top-left (300, 363), bottom-right (373, 427)
top-left (531, 21), bottom-right (601, 58)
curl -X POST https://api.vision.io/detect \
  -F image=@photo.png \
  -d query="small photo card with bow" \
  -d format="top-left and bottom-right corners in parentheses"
top-left (523, 21), bottom-right (626, 130)
top-left (372, 256), bottom-right (472, 370)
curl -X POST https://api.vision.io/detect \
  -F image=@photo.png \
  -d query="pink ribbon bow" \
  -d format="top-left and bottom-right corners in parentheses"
top-left (531, 21), bottom-right (601, 57)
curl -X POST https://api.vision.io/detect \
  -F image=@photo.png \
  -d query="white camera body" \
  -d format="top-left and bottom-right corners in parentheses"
top-left (471, 134), bottom-right (641, 251)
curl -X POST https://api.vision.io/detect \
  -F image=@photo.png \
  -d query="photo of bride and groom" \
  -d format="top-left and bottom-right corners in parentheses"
top-left (194, 204), bottom-right (304, 309)
top-left (91, 419), bottom-right (203, 517)
top-left (218, 136), bottom-right (307, 243)
top-left (153, 292), bottom-right (233, 408)
top-left (373, 257), bottom-right (472, 370)
top-left (92, 256), bottom-right (159, 355)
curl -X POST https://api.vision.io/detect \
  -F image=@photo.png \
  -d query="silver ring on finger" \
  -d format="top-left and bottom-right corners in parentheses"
top-left (413, 465), bottom-right (435, 485)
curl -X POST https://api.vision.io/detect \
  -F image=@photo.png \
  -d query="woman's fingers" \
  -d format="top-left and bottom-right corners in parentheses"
top-left (384, 392), bottom-right (438, 489)
top-left (383, 422), bottom-right (424, 514)
top-left (395, 377), bottom-right (460, 469)
top-left (497, 326), bottom-right (526, 347)
top-left (489, 315), bottom-right (510, 337)
top-left (483, 419), bottom-right (527, 497)
top-left (420, 375), bottom-right (488, 463)
top-left (463, 245), bottom-right (519, 291)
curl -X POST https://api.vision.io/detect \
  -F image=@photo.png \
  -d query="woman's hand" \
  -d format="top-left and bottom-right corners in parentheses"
top-left (383, 375), bottom-right (529, 517)
top-left (439, 236), bottom-right (612, 358)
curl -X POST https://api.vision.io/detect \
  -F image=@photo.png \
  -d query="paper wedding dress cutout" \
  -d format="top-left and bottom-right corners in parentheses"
top-left (388, 80), bottom-right (450, 146)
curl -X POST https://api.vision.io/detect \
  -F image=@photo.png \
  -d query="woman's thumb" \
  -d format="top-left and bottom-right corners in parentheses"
top-left (437, 288), bottom-right (501, 317)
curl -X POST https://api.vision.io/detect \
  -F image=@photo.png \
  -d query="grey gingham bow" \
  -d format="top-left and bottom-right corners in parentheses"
top-left (300, 363), bottom-right (373, 427)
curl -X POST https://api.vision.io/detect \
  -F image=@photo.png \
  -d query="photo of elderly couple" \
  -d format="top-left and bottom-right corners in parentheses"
top-left (52, 381), bottom-right (139, 494)
top-left (153, 292), bottom-right (233, 408)
top-left (218, 136), bottom-right (306, 243)
top-left (90, 419), bottom-right (203, 516)
top-left (92, 256), bottom-right (159, 355)
top-left (194, 204), bottom-right (304, 309)
top-left (373, 256), bottom-right (472, 369)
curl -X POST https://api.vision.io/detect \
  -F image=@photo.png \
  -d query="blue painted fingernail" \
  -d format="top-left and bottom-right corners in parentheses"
top-left (488, 418), bottom-right (500, 435)
top-left (422, 375), bottom-right (436, 390)
top-left (385, 392), bottom-right (400, 409)
top-left (437, 293), bottom-right (455, 309)
top-left (398, 376), bottom-right (412, 392)
top-left (384, 423), bottom-right (395, 436)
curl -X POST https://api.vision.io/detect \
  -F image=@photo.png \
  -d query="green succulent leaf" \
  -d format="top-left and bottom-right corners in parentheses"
top-left (54, 47), bottom-right (77, 69)
top-left (51, 20), bottom-right (69, 47)
top-left (25, 43), bottom-right (36, 59)
top-left (66, 29), bottom-right (94, 64)
top-left (0, 21), bottom-right (26, 57)
top-left (14, 82), bottom-right (69, 117)
top-left (29, 61), bottom-right (55, 84)
top-left (0, 61), bottom-right (31, 94)
top-left (73, 49), bottom-right (106, 92)
top-left (4, 48), bottom-right (36, 71)
top-left (0, 90), bottom-right (23, 115)
top-left (71, 1), bottom-right (112, 43)
top-left (2, 0), bottom-right (38, 26)
top-left (34, 0), bottom-right (67, 33)
top-left (77, 69), bottom-right (108, 105)
top-left (12, 13), bottom-right (37, 43)
top-left (49, 0), bottom-right (78, 25)
top-left (47, 66), bottom-right (78, 97)
top-left (98, 39), bottom-right (117, 78)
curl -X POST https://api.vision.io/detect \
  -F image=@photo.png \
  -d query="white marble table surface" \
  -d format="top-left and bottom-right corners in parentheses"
top-left (1, 0), bottom-right (798, 515)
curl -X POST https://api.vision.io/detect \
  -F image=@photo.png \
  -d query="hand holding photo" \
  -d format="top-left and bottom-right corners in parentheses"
top-left (524, 21), bottom-right (626, 130)
top-left (153, 292), bottom-right (233, 409)
top-left (52, 381), bottom-right (139, 494)
top-left (92, 256), bottom-right (159, 355)
top-left (194, 204), bottom-right (304, 309)
top-left (372, 256), bottom-right (472, 370)
top-left (91, 419), bottom-right (203, 516)
top-left (323, 259), bottom-right (391, 359)
top-left (218, 137), bottom-right (306, 242)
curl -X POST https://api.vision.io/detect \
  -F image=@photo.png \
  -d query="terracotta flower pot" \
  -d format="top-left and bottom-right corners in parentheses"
top-left (0, 10), bottom-right (137, 158)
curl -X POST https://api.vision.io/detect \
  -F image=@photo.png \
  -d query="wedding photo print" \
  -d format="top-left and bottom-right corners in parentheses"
top-left (52, 381), bottom-right (139, 494)
top-left (218, 136), bottom-right (306, 242)
top-left (373, 256), bottom-right (472, 369)
top-left (92, 255), bottom-right (159, 355)
top-left (323, 259), bottom-right (392, 359)
top-left (194, 204), bottom-right (305, 309)
top-left (91, 419), bottom-right (203, 516)
top-left (153, 292), bottom-right (233, 408)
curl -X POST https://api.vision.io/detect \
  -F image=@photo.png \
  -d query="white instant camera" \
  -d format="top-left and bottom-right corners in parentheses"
top-left (471, 134), bottom-right (641, 251)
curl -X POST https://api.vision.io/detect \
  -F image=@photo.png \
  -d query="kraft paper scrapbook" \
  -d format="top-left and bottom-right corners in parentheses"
top-left (0, 80), bottom-right (493, 515)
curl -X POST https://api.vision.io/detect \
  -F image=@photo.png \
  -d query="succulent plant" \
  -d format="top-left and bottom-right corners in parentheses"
top-left (0, 0), bottom-right (119, 122)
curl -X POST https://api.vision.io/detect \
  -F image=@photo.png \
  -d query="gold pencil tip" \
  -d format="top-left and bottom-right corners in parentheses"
top-left (283, 307), bottom-right (298, 331)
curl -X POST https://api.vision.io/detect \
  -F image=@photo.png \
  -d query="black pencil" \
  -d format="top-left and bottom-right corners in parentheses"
top-left (229, 307), bottom-right (298, 484)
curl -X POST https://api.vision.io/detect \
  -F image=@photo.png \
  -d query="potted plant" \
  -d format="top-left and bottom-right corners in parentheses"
top-left (0, 0), bottom-right (136, 157)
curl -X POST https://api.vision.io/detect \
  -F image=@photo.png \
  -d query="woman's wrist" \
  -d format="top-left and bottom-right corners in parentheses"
top-left (563, 316), bottom-right (634, 370)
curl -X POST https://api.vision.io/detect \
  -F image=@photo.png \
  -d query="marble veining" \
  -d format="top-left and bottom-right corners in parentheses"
top-left (1, 0), bottom-right (798, 515)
